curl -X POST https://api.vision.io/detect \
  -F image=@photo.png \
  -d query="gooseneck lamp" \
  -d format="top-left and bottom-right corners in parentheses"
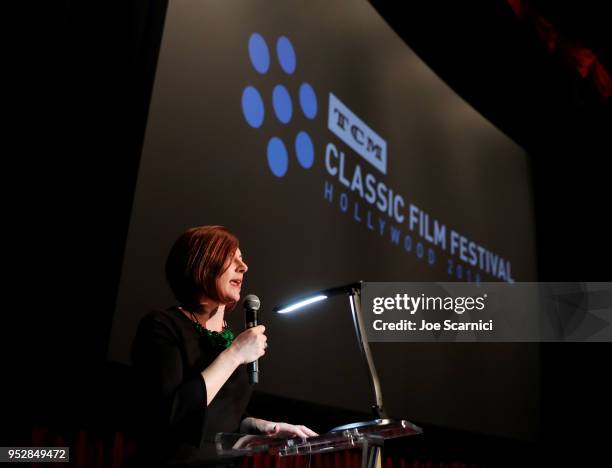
top-left (274, 281), bottom-right (392, 430)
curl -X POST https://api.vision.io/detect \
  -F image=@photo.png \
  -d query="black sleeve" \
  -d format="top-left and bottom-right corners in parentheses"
top-left (132, 312), bottom-right (207, 447)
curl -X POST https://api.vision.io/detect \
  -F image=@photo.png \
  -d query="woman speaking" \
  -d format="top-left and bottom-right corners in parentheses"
top-left (130, 225), bottom-right (316, 467)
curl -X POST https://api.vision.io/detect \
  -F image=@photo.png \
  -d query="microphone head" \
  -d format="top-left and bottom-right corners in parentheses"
top-left (243, 294), bottom-right (261, 311)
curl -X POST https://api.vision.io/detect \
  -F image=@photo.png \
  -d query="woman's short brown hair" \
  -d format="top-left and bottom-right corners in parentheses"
top-left (165, 225), bottom-right (239, 306)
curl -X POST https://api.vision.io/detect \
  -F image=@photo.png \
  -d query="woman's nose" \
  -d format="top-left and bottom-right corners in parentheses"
top-left (238, 259), bottom-right (248, 273)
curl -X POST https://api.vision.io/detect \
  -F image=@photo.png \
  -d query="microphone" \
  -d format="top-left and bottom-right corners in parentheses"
top-left (243, 294), bottom-right (261, 385)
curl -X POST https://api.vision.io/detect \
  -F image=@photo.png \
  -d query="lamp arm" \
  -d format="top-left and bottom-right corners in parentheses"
top-left (349, 288), bottom-right (387, 419)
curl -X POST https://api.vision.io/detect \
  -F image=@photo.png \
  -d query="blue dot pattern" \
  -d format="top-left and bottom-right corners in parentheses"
top-left (243, 33), bottom-right (318, 177)
top-left (276, 36), bottom-right (296, 74)
top-left (267, 137), bottom-right (288, 178)
top-left (272, 85), bottom-right (292, 124)
top-left (299, 83), bottom-right (317, 119)
top-left (295, 131), bottom-right (314, 169)
top-left (242, 86), bottom-right (264, 128)
top-left (249, 33), bottom-right (270, 74)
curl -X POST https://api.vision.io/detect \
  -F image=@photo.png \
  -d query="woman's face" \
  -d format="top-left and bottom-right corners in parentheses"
top-left (216, 248), bottom-right (248, 304)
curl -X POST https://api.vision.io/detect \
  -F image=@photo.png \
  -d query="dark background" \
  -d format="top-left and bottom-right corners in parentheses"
top-left (8, 0), bottom-right (611, 465)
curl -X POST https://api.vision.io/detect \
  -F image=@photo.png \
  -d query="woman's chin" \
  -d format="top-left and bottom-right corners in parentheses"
top-left (222, 294), bottom-right (240, 306)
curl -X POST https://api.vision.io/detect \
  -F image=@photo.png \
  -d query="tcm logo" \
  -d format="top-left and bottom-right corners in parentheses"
top-left (241, 33), bottom-right (319, 178)
top-left (328, 93), bottom-right (387, 175)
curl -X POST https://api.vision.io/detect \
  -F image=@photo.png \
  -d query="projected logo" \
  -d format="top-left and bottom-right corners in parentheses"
top-left (241, 33), bottom-right (319, 178)
top-left (239, 32), bottom-right (515, 284)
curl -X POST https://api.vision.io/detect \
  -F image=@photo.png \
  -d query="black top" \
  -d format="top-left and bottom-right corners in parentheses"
top-left (130, 307), bottom-right (251, 467)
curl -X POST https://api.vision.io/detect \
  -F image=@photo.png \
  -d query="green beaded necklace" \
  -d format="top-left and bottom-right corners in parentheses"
top-left (183, 307), bottom-right (235, 348)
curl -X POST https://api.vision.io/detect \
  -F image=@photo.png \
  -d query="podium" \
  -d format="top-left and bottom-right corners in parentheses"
top-left (216, 419), bottom-right (422, 468)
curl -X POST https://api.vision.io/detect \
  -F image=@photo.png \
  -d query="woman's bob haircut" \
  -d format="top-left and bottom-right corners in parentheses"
top-left (165, 225), bottom-right (239, 307)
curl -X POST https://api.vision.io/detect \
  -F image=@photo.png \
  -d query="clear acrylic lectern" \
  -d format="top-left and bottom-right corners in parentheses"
top-left (216, 419), bottom-right (422, 468)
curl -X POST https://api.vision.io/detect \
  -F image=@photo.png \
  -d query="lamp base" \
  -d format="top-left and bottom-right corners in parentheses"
top-left (329, 418), bottom-right (395, 432)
